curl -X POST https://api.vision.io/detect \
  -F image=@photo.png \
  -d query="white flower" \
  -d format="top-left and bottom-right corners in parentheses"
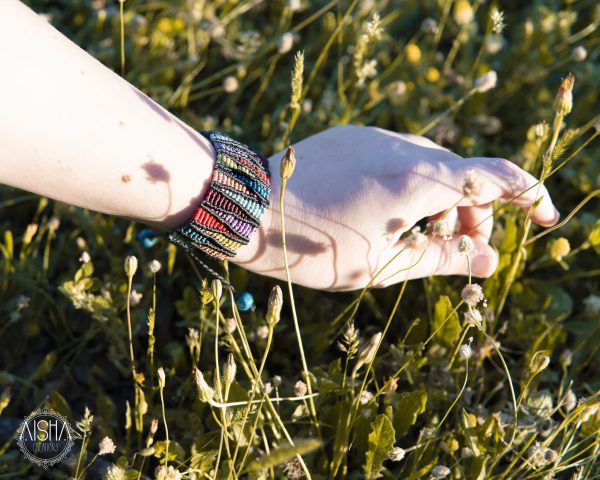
top-left (564, 390), bottom-right (577, 412)
top-left (223, 76), bottom-right (239, 93)
top-left (490, 7), bottom-right (505, 34)
top-left (461, 284), bottom-right (485, 306)
top-left (583, 294), bottom-right (600, 313)
top-left (155, 465), bottom-right (182, 480)
top-left (224, 317), bottom-right (237, 334)
top-left (464, 309), bottom-right (482, 329)
top-left (457, 235), bottom-right (475, 256)
top-left (462, 169), bottom-right (482, 198)
top-left (389, 446), bottom-right (406, 462)
top-left (359, 391), bottom-right (374, 404)
top-left (288, 0), bottom-right (302, 12)
top-left (430, 464), bottom-right (451, 478)
top-left (459, 343), bottom-right (472, 360)
top-left (261, 382), bottom-right (273, 395)
top-left (104, 464), bottom-right (126, 480)
top-left (79, 251), bottom-right (91, 263)
top-left (98, 436), bottom-right (116, 455)
top-left (571, 46), bottom-right (587, 62)
top-left (432, 220), bottom-right (452, 238)
top-left (129, 289), bottom-right (143, 306)
top-left (294, 380), bottom-right (307, 397)
top-left (277, 32), bottom-right (294, 54)
top-left (474, 70), bottom-right (497, 93)
top-left (404, 227), bottom-right (428, 250)
top-left (148, 260), bottom-right (161, 273)
top-left (256, 325), bottom-right (269, 340)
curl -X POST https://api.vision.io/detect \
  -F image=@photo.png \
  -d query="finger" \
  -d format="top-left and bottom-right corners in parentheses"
top-left (457, 157), bottom-right (560, 227)
top-left (376, 234), bottom-right (498, 287)
top-left (457, 202), bottom-right (494, 242)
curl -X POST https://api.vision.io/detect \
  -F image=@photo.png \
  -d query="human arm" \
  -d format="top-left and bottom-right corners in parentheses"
top-left (0, 1), bottom-right (559, 292)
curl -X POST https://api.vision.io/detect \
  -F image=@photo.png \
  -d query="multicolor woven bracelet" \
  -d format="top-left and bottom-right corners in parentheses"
top-left (168, 131), bottom-right (271, 281)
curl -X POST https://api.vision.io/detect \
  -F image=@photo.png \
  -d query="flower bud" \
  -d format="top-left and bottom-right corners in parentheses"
top-left (223, 354), bottom-right (236, 389)
top-left (266, 285), bottom-right (284, 326)
top-left (194, 368), bottom-right (215, 402)
top-left (280, 146), bottom-right (297, 180)
top-left (530, 351), bottom-right (550, 375)
top-left (211, 279), bottom-right (222, 302)
top-left (124, 255), bottom-right (138, 277)
top-left (157, 367), bottom-right (166, 388)
top-left (553, 73), bottom-right (575, 116)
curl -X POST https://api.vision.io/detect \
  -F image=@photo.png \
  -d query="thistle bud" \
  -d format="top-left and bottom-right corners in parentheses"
top-left (280, 146), bottom-right (297, 180)
top-left (553, 73), bottom-right (575, 116)
top-left (124, 255), bottom-right (138, 277)
top-left (223, 354), bottom-right (236, 389)
top-left (266, 285), bottom-right (283, 326)
top-left (157, 367), bottom-right (166, 388)
top-left (211, 279), bottom-right (222, 302)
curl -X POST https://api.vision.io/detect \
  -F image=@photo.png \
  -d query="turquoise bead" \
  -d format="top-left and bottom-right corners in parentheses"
top-left (235, 291), bottom-right (255, 312)
top-left (137, 229), bottom-right (158, 248)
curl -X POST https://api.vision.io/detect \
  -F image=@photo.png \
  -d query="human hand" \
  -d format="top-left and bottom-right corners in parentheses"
top-left (233, 125), bottom-right (559, 291)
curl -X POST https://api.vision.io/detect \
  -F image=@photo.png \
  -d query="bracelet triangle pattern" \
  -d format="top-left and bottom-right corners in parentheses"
top-left (168, 130), bottom-right (271, 271)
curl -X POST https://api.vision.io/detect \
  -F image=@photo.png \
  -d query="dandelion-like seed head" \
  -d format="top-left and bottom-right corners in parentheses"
top-left (124, 255), bottom-right (138, 277)
top-left (283, 457), bottom-right (305, 479)
top-left (459, 343), bottom-right (473, 360)
top-left (256, 325), bottom-right (269, 340)
top-left (389, 446), bottom-right (406, 462)
top-left (98, 436), bottom-right (116, 456)
top-left (462, 169), bottom-right (482, 198)
top-left (432, 220), bottom-right (452, 239)
top-left (155, 465), bottom-right (182, 480)
top-left (262, 382), bottom-right (273, 395)
top-left (461, 284), bottom-right (485, 306)
top-left (474, 70), bottom-right (498, 93)
top-left (457, 235), bottom-right (475, 256)
top-left (148, 260), bottom-right (161, 273)
top-left (294, 380), bottom-right (308, 397)
top-left (405, 226), bottom-right (428, 250)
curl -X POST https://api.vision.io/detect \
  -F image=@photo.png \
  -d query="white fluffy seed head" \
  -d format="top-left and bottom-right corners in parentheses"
top-left (294, 380), bottom-right (307, 397)
top-left (148, 260), bottom-right (161, 273)
top-left (223, 75), bottom-right (238, 93)
top-left (389, 446), bottom-right (406, 462)
top-left (474, 70), bottom-right (498, 93)
top-left (98, 436), bottom-right (116, 455)
top-left (461, 284), bottom-right (485, 306)
top-left (459, 343), bottom-right (472, 360)
top-left (457, 235), bottom-right (475, 256)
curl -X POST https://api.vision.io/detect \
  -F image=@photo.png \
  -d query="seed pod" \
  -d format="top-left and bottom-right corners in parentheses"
top-left (266, 285), bottom-right (283, 326)
top-left (280, 146), bottom-right (297, 180)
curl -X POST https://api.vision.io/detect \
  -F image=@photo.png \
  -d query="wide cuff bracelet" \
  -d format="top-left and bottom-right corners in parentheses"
top-left (168, 130), bottom-right (271, 266)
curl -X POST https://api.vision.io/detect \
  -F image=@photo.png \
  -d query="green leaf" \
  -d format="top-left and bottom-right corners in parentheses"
top-left (363, 415), bottom-right (395, 480)
top-left (244, 438), bottom-right (321, 473)
top-left (432, 296), bottom-right (460, 347)
top-left (393, 390), bottom-right (427, 436)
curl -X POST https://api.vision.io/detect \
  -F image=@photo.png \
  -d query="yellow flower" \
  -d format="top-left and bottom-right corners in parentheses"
top-left (454, 0), bottom-right (474, 26)
top-left (405, 43), bottom-right (422, 63)
top-left (425, 67), bottom-right (440, 83)
top-left (549, 237), bottom-right (570, 261)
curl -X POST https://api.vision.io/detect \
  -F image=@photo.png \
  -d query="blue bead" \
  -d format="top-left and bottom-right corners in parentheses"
top-left (137, 229), bottom-right (158, 248)
top-left (235, 292), bottom-right (255, 312)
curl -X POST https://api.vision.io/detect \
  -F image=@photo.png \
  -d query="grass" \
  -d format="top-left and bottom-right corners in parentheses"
top-left (1, 0), bottom-right (600, 479)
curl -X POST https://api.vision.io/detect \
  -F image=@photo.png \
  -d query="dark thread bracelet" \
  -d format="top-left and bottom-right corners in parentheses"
top-left (168, 130), bottom-right (271, 287)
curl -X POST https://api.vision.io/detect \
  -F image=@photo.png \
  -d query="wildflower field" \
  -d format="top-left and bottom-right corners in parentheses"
top-left (1, 0), bottom-right (600, 479)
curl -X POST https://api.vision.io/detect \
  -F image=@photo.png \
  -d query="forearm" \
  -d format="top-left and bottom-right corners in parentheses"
top-left (0, 0), bottom-right (215, 229)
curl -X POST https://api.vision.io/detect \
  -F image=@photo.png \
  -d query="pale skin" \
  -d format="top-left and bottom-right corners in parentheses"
top-left (0, 1), bottom-right (559, 291)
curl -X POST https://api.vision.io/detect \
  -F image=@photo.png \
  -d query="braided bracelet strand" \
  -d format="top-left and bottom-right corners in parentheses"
top-left (168, 131), bottom-right (271, 286)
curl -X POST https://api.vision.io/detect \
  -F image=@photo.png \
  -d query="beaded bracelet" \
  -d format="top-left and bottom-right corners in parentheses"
top-left (168, 130), bottom-right (271, 285)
